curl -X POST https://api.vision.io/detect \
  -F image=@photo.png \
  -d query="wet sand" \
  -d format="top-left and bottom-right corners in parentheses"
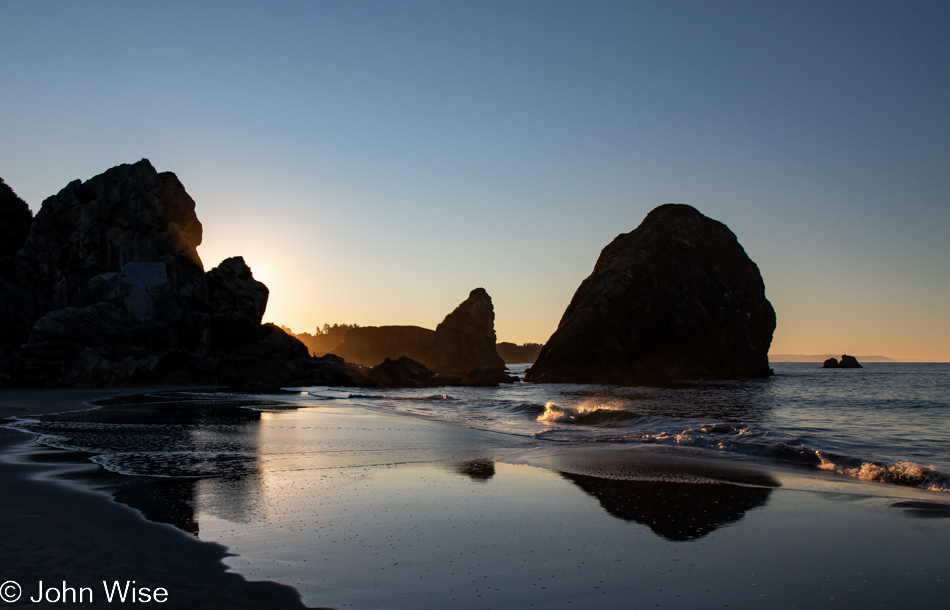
top-left (0, 388), bottom-right (324, 610)
top-left (2, 388), bottom-right (949, 609)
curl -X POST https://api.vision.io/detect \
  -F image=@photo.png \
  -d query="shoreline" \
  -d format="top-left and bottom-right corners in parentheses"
top-left (0, 387), bottom-right (329, 610)
top-left (2, 386), bottom-right (949, 609)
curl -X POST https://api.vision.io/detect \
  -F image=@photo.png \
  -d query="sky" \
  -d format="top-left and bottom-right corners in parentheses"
top-left (1, 1), bottom-right (948, 361)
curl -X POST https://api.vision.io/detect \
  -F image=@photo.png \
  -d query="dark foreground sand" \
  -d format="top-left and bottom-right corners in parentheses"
top-left (2, 388), bottom-right (949, 609)
top-left (0, 388), bottom-right (326, 610)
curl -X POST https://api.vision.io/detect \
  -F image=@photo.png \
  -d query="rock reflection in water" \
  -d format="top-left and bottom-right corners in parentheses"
top-left (561, 471), bottom-right (776, 541)
top-left (449, 459), bottom-right (496, 481)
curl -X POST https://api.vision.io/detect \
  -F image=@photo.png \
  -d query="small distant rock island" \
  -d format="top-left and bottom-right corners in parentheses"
top-left (0, 160), bottom-right (512, 389)
top-left (525, 203), bottom-right (776, 385)
top-left (822, 355), bottom-right (863, 369)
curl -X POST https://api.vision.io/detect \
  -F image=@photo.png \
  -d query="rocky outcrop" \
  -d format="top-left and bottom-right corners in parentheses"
top-left (332, 288), bottom-right (507, 375)
top-left (16, 159), bottom-right (207, 308)
top-left (207, 256), bottom-right (268, 324)
top-left (0, 177), bottom-right (33, 282)
top-left (4, 160), bottom-right (365, 388)
top-left (0, 178), bottom-right (38, 363)
top-left (364, 356), bottom-right (436, 388)
top-left (214, 324), bottom-right (361, 387)
top-left (823, 355), bottom-right (862, 369)
top-left (525, 204), bottom-right (775, 385)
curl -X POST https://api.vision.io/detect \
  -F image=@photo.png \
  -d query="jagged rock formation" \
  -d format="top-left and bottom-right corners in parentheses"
top-left (16, 160), bottom-right (207, 308)
top-left (525, 204), bottom-right (775, 385)
top-left (0, 177), bottom-right (33, 282)
top-left (4, 160), bottom-right (362, 388)
top-left (0, 178), bottom-right (39, 363)
top-left (332, 288), bottom-right (507, 375)
top-left (822, 355), bottom-right (863, 369)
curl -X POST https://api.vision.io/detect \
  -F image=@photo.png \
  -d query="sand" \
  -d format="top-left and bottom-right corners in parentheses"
top-left (0, 388), bottom-right (327, 610)
top-left (1, 387), bottom-right (949, 609)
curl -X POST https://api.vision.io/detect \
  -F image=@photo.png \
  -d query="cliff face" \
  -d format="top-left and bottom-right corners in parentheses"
top-left (0, 177), bottom-right (33, 282)
top-left (16, 160), bottom-right (207, 309)
top-left (525, 204), bottom-right (775, 385)
top-left (332, 288), bottom-right (506, 374)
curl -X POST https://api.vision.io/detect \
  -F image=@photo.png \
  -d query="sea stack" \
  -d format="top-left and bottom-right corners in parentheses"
top-left (525, 204), bottom-right (775, 385)
top-left (332, 288), bottom-right (506, 374)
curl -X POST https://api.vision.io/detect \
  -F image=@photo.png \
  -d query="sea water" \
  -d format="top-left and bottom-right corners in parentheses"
top-left (9, 363), bottom-right (950, 491)
top-left (306, 362), bottom-right (950, 490)
top-left (6, 362), bottom-right (950, 609)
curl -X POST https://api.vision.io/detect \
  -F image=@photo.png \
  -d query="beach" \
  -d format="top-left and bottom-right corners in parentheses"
top-left (1, 385), bottom-right (948, 609)
top-left (0, 389), bottom-right (321, 610)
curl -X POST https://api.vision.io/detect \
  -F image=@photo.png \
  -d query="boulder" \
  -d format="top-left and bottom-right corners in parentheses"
top-left (525, 204), bottom-right (775, 385)
top-left (206, 256), bottom-right (271, 354)
top-left (365, 356), bottom-right (437, 388)
top-left (207, 256), bottom-right (268, 324)
top-left (332, 288), bottom-right (506, 374)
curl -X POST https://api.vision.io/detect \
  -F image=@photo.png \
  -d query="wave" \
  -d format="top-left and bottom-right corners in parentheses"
top-left (537, 402), bottom-right (639, 425)
top-left (816, 453), bottom-right (950, 492)
top-left (338, 393), bottom-right (457, 402)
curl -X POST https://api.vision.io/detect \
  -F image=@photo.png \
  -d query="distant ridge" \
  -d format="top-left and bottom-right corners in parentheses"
top-left (769, 354), bottom-right (896, 363)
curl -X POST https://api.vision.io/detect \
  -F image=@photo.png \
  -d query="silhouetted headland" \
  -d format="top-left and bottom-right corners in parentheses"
top-left (496, 341), bottom-right (543, 364)
top-left (526, 203), bottom-right (775, 385)
top-left (331, 287), bottom-right (514, 384)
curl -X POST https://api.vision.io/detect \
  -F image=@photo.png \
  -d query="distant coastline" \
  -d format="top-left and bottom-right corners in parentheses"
top-left (768, 354), bottom-right (896, 363)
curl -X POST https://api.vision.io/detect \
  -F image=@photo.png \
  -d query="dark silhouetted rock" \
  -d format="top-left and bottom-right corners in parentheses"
top-left (525, 204), bottom-right (775, 385)
top-left (215, 324), bottom-right (364, 387)
top-left (207, 256), bottom-right (268, 324)
top-left (0, 177), bottom-right (33, 282)
top-left (206, 256), bottom-right (271, 355)
top-left (366, 356), bottom-right (437, 388)
top-left (823, 354), bottom-right (862, 369)
top-left (332, 288), bottom-right (506, 374)
top-left (0, 279), bottom-right (42, 358)
top-left (460, 367), bottom-right (517, 387)
top-left (16, 159), bottom-right (207, 309)
top-left (432, 288), bottom-right (506, 373)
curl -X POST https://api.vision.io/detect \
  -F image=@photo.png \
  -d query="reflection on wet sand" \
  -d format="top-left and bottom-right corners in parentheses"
top-left (449, 458), bottom-right (496, 481)
top-left (561, 472), bottom-right (774, 541)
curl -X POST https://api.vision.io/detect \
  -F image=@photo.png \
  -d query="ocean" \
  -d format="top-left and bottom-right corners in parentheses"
top-left (6, 362), bottom-right (950, 608)
top-left (9, 362), bottom-right (950, 490)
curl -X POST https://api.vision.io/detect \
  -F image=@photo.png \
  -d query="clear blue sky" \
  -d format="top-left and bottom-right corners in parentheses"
top-left (2, 0), bottom-right (948, 360)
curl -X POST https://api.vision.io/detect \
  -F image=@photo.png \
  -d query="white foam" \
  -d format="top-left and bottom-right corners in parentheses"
top-left (817, 453), bottom-right (950, 492)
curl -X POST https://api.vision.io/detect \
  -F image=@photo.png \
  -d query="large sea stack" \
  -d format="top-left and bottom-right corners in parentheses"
top-left (332, 288), bottom-right (507, 375)
top-left (525, 204), bottom-right (775, 385)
